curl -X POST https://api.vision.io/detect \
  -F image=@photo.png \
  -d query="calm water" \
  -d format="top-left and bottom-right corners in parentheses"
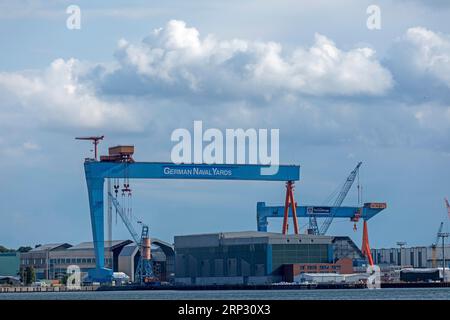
top-left (0, 288), bottom-right (449, 300)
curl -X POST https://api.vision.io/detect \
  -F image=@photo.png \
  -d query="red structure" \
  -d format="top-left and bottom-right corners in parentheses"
top-left (75, 135), bottom-right (104, 160)
top-left (282, 181), bottom-right (299, 235)
top-left (282, 258), bottom-right (354, 282)
top-left (361, 220), bottom-right (374, 266)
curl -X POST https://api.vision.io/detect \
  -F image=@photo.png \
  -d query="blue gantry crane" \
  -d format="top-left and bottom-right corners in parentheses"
top-left (256, 162), bottom-right (385, 266)
top-left (259, 162), bottom-right (369, 235)
top-left (80, 143), bottom-right (300, 282)
top-left (256, 202), bottom-right (386, 232)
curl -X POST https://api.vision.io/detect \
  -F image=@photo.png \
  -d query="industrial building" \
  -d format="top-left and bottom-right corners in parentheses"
top-left (174, 231), bottom-right (365, 285)
top-left (18, 240), bottom-right (174, 283)
top-left (118, 244), bottom-right (174, 282)
top-left (19, 243), bottom-right (72, 280)
top-left (20, 241), bottom-right (130, 281)
top-left (371, 245), bottom-right (450, 268)
top-left (0, 252), bottom-right (20, 277)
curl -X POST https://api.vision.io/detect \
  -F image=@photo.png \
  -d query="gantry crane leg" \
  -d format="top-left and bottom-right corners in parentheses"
top-left (282, 181), bottom-right (299, 235)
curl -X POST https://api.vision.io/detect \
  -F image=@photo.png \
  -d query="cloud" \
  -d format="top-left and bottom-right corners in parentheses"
top-left (385, 27), bottom-right (450, 104)
top-left (102, 20), bottom-right (393, 100)
top-left (0, 58), bottom-right (140, 130)
top-left (400, 0), bottom-right (450, 9)
top-left (0, 21), bottom-right (449, 156)
top-left (0, 140), bottom-right (40, 158)
top-left (404, 27), bottom-right (450, 87)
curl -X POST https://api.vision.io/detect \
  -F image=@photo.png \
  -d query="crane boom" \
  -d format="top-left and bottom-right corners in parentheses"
top-left (319, 161), bottom-right (362, 235)
top-left (108, 192), bottom-right (140, 244)
top-left (75, 135), bottom-right (104, 160)
top-left (445, 197), bottom-right (450, 219)
top-left (434, 222), bottom-right (444, 246)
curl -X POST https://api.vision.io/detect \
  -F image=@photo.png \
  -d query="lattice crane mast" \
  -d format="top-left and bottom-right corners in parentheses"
top-left (108, 192), bottom-right (155, 285)
top-left (309, 162), bottom-right (362, 235)
top-left (432, 222), bottom-right (444, 268)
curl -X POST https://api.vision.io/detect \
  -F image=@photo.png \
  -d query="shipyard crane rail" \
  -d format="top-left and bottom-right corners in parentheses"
top-left (318, 161), bottom-right (362, 235)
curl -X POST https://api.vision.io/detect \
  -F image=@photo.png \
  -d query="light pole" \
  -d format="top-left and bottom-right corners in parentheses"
top-left (437, 232), bottom-right (449, 282)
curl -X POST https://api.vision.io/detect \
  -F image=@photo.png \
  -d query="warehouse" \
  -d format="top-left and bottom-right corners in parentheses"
top-left (20, 241), bottom-right (131, 281)
top-left (371, 245), bottom-right (450, 268)
top-left (0, 252), bottom-right (20, 277)
top-left (174, 231), bottom-right (364, 285)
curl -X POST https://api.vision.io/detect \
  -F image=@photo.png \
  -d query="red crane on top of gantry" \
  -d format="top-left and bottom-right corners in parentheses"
top-left (75, 135), bottom-right (104, 160)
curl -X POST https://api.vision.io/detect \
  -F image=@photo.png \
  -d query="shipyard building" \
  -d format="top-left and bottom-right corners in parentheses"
top-left (11, 231), bottom-right (366, 285)
top-left (174, 231), bottom-right (364, 285)
top-left (18, 240), bottom-right (174, 282)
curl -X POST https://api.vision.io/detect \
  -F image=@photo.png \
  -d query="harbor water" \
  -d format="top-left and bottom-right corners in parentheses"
top-left (0, 287), bottom-right (449, 300)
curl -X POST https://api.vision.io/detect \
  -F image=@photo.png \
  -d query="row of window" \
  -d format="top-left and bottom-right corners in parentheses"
top-left (21, 258), bottom-right (112, 266)
top-left (298, 265), bottom-right (340, 271)
top-left (372, 250), bottom-right (424, 267)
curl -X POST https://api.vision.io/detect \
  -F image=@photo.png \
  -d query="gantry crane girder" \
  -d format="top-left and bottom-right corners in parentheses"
top-left (83, 160), bottom-right (300, 282)
top-left (257, 202), bottom-right (387, 232)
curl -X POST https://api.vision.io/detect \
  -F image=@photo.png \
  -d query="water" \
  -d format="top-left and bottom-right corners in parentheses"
top-left (0, 288), bottom-right (449, 300)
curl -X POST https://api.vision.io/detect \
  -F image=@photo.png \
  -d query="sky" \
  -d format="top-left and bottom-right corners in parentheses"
top-left (0, 0), bottom-right (449, 249)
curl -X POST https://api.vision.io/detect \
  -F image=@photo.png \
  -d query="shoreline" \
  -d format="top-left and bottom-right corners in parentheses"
top-left (1, 282), bottom-right (450, 293)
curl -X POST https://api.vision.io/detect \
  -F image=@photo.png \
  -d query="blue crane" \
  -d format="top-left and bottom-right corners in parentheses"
top-left (256, 201), bottom-right (386, 232)
top-left (318, 161), bottom-right (362, 235)
top-left (108, 192), bottom-right (155, 284)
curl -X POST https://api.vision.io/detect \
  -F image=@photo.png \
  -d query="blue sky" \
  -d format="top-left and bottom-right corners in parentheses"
top-left (0, 0), bottom-right (449, 249)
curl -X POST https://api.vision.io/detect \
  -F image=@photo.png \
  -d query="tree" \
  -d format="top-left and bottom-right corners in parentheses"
top-left (61, 274), bottom-right (69, 285)
top-left (24, 266), bottom-right (36, 285)
top-left (0, 245), bottom-right (13, 253)
top-left (17, 246), bottom-right (32, 253)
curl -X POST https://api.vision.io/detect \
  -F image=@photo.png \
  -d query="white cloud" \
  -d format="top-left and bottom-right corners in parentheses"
top-left (404, 27), bottom-right (450, 88)
top-left (22, 141), bottom-right (40, 151)
top-left (112, 20), bottom-right (393, 98)
top-left (0, 58), bottom-right (140, 130)
top-left (0, 21), bottom-right (448, 155)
